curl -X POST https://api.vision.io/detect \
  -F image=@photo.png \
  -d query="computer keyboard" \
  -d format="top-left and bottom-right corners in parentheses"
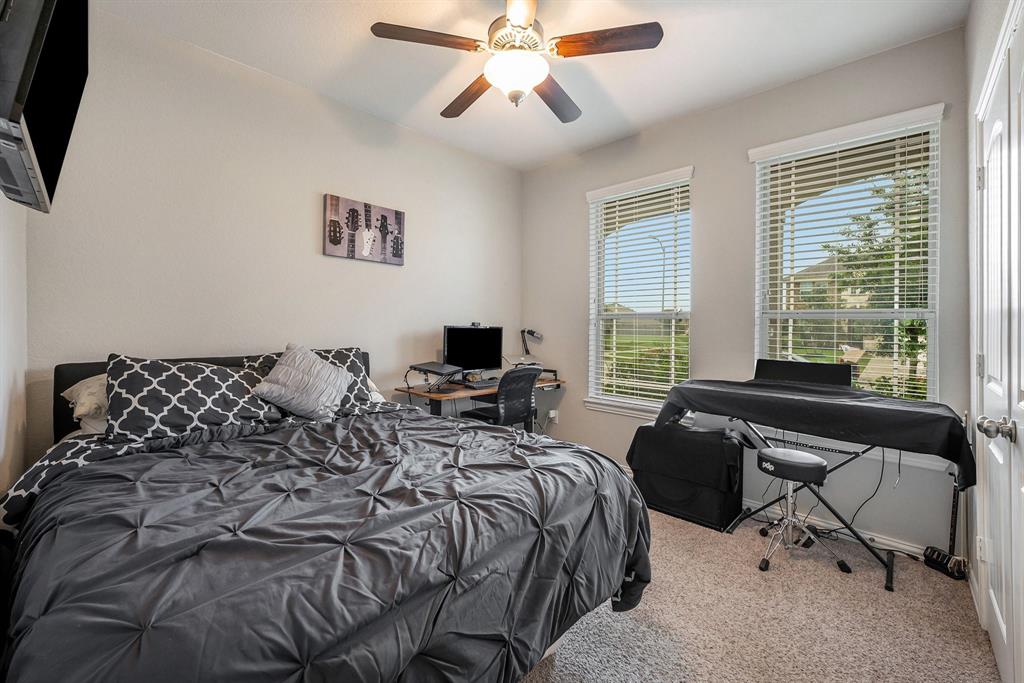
top-left (466, 379), bottom-right (500, 389)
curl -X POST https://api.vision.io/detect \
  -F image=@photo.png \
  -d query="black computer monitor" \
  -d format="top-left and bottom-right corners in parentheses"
top-left (443, 325), bottom-right (503, 372)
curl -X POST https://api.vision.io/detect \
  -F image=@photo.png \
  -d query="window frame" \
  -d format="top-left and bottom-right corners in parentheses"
top-left (750, 105), bottom-right (944, 401)
top-left (585, 166), bottom-right (694, 417)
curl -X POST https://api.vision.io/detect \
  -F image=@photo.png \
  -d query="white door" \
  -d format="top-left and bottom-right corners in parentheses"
top-left (978, 33), bottom-right (1022, 683)
top-left (1009, 24), bottom-right (1024, 682)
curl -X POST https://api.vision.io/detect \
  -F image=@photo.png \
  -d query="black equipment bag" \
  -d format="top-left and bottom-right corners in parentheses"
top-left (626, 422), bottom-right (744, 532)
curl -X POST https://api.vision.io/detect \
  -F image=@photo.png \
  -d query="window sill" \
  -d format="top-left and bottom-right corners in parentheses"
top-left (583, 397), bottom-right (661, 420)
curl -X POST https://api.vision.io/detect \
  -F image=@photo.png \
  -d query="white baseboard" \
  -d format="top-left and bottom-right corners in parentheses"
top-left (968, 567), bottom-right (986, 627)
top-left (741, 497), bottom-right (925, 557)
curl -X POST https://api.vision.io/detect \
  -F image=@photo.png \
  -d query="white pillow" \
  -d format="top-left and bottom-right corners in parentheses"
top-left (61, 374), bottom-right (107, 419)
top-left (79, 414), bottom-right (107, 434)
top-left (253, 344), bottom-right (353, 420)
top-left (366, 377), bottom-right (386, 403)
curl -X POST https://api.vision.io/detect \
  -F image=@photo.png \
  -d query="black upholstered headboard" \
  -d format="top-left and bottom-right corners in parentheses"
top-left (52, 352), bottom-right (370, 444)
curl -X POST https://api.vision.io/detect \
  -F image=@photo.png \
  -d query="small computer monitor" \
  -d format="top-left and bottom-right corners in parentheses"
top-left (443, 325), bottom-right (503, 372)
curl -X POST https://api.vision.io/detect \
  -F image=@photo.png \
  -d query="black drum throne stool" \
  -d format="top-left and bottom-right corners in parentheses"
top-left (756, 447), bottom-right (852, 574)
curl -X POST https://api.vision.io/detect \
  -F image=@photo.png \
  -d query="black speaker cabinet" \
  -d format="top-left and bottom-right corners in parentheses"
top-left (627, 422), bottom-right (744, 532)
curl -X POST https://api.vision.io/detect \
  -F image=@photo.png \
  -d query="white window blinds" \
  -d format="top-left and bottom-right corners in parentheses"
top-left (588, 170), bottom-right (692, 407)
top-left (754, 120), bottom-right (940, 400)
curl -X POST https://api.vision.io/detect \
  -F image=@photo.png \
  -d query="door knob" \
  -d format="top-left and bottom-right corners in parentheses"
top-left (976, 415), bottom-right (1018, 442)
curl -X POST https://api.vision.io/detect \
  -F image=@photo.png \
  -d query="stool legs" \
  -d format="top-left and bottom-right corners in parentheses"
top-left (758, 482), bottom-right (850, 575)
top-left (760, 525), bottom-right (784, 569)
top-left (784, 481), bottom-right (796, 547)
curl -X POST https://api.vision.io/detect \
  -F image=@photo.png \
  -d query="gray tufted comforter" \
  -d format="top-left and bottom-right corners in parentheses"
top-left (2, 406), bottom-right (651, 682)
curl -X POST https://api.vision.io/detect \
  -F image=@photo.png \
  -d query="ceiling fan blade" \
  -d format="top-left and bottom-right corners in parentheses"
top-left (550, 22), bottom-right (663, 58)
top-left (534, 75), bottom-right (581, 123)
top-left (370, 23), bottom-right (481, 52)
top-left (506, 0), bottom-right (538, 30)
top-left (441, 75), bottom-right (492, 118)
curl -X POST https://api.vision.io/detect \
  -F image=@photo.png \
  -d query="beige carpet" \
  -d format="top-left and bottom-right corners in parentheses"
top-left (525, 511), bottom-right (999, 682)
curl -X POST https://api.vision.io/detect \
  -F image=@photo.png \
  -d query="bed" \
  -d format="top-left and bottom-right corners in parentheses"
top-left (0, 353), bottom-right (651, 682)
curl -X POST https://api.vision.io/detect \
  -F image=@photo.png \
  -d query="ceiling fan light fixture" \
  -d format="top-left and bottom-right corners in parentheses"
top-left (372, 4), bottom-right (663, 122)
top-left (483, 50), bottom-right (549, 106)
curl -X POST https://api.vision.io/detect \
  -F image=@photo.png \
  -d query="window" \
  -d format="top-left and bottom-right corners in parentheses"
top-left (586, 167), bottom-right (692, 414)
top-left (752, 107), bottom-right (941, 400)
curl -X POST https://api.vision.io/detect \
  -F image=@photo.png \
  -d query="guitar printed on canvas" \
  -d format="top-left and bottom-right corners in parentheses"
top-left (322, 193), bottom-right (405, 266)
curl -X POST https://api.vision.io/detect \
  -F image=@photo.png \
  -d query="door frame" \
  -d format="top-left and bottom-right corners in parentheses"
top-left (973, 0), bottom-right (1024, 678)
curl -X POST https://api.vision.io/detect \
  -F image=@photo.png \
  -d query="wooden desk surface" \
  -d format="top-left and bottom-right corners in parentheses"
top-left (395, 377), bottom-right (566, 401)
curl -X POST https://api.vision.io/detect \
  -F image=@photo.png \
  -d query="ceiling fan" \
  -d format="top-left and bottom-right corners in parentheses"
top-left (370, 0), bottom-right (664, 123)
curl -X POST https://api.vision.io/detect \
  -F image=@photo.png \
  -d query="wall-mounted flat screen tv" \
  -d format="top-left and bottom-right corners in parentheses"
top-left (0, 0), bottom-right (88, 212)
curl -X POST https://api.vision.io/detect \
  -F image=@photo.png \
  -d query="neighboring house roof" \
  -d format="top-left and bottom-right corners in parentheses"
top-left (783, 255), bottom-right (873, 309)
top-left (785, 256), bottom-right (837, 282)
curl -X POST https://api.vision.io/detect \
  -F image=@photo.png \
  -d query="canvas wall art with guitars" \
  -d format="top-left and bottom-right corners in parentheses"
top-left (323, 193), bottom-right (405, 266)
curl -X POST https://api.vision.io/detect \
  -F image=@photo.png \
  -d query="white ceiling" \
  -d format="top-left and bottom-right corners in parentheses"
top-left (97, 0), bottom-right (969, 170)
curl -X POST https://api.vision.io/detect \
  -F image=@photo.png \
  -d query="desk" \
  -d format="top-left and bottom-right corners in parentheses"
top-left (396, 377), bottom-right (566, 416)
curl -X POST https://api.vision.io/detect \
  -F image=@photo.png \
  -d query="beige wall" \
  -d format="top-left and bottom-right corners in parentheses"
top-left (18, 12), bottom-right (975, 549)
top-left (0, 197), bottom-right (27, 491)
top-left (968, 0), bottom-right (1011, 106)
top-left (24, 10), bottom-right (523, 459)
top-left (521, 29), bottom-right (969, 550)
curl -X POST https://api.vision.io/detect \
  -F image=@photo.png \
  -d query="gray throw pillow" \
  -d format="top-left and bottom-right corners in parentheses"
top-left (244, 347), bottom-right (373, 409)
top-left (253, 344), bottom-right (353, 420)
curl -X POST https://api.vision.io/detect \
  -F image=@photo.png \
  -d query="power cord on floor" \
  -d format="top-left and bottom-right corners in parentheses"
top-left (748, 480), bottom-right (774, 524)
top-left (849, 448), bottom-right (886, 529)
top-left (750, 477), bottom-right (783, 525)
top-left (534, 413), bottom-right (549, 435)
top-left (809, 525), bottom-right (921, 561)
top-left (802, 494), bottom-right (821, 524)
top-left (816, 448), bottom-right (886, 536)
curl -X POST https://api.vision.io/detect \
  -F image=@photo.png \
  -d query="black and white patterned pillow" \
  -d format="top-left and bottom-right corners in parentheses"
top-left (244, 347), bottom-right (372, 410)
top-left (105, 355), bottom-right (281, 440)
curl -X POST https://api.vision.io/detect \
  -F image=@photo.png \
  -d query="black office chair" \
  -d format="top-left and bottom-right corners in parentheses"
top-left (460, 366), bottom-right (542, 431)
